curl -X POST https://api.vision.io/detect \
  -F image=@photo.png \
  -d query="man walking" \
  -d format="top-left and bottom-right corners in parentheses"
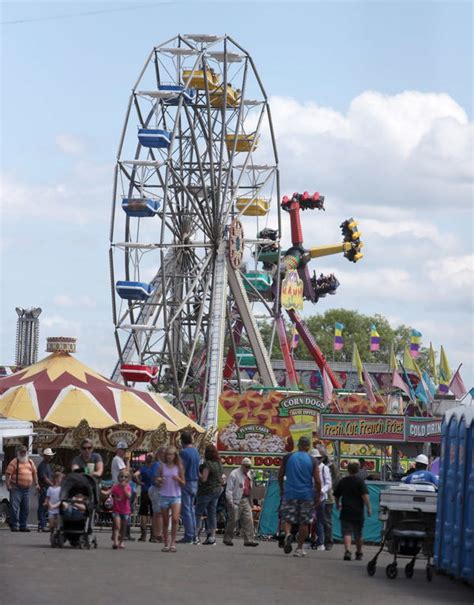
top-left (5, 445), bottom-right (39, 532)
top-left (278, 436), bottom-right (321, 557)
top-left (334, 461), bottom-right (371, 561)
top-left (37, 448), bottom-right (55, 532)
top-left (178, 432), bottom-right (200, 544)
top-left (224, 458), bottom-right (258, 547)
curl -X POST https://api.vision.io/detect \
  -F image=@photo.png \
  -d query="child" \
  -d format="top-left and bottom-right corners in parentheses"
top-left (103, 471), bottom-right (132, 549)
top-left (45, 471), bottom-right (63, 531)
top-left (61, 492), bottom-right (89, 519)
top-left (156, 446), bottom-right (185, 552)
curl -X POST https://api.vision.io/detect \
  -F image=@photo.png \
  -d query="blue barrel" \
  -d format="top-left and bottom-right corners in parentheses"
top-left (441, 415), bottom-right (459, 572)
top-left (137, 128), bottom-right (171, 148)
top-left (452, 417), bottom-right (466, 576)
top-left (461, 412), bottom-right (474, 582)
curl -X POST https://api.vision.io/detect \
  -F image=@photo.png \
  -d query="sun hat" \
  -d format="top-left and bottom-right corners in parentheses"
top-left (310, 449), bottom-right (322, 458)
top-left (43, 448), bottom-right (55, 456)
top-left (415, 454), bottom-right (429, 465)
top-left (241, 457), bottom-right (252, 466)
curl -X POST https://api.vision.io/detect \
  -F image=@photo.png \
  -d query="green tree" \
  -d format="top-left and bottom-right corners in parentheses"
top-left (259, 309), bottom-right (429, 370)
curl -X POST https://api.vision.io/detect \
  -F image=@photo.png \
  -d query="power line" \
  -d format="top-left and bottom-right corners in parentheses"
top-left (1, 2), bottom-right (173, 26)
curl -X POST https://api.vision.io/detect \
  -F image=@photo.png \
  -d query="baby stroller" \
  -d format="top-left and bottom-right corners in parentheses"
top-left (367, 484), bottom-right (437, 581)
top-left (51, 472), bottom-right (98, 549)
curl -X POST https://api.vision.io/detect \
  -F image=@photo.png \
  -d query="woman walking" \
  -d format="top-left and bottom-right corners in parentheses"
top-left (157, 446), bottom-right (185, 552)
top-left (195, 445), bottom-right (224, 545)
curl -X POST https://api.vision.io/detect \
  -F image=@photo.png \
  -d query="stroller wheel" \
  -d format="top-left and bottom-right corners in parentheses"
top-left (405, 563), bottom-right (414, 579)
top-left (367, 560), bottom-right (376, 577)
top-left (386, 563), bottom-right (398, 579)
top-left (426, 564), bottom-right (433, 582)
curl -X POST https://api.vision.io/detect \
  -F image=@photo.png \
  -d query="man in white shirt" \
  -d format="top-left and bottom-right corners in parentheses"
top-left (224, 458), bottom-right (258, 547)
top-left (310, 448), bottom-right (332, 551)
top-left (111, 442), bottom-right (129, 484)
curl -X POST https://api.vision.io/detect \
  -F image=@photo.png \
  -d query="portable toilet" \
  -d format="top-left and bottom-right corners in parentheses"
top-left (434, 406), bottom-right (474, 584)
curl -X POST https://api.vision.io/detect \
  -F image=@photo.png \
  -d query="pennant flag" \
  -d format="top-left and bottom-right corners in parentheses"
top-left (403, 347), bottom-right (417, 373)
top-left (290, 326), bottom-right (299, 351)
top-left (392, 370), bottom-right (411, 399)
top-left (415, 380), bottom-right (428, 405)
top-left (429, 343), bottom-right (438, 384)
top-left (400, 364), bottom-right (417, 401)
top-left (322, 366), bottom-right (334, 406)
top-left (389, 342), bottom-right (398, 372)
top-left (363, 368), bottom-right (376, 403)
top-left (469, 387), bottom-right (474, 399)
top-left (352, 342), bottom-right (364, 384)
top-left (410, 329), bottom-right (422, 358)
top-left (334, 322), bottom-right (344, 351)
top-left (422, 371), bottom-right (437, 398)
top-left (449, 366), bottom-right (467, 399)
top-left (438, 346), bottom-right (452, 394)
top-left (370, 325), bottom-right (380, 352)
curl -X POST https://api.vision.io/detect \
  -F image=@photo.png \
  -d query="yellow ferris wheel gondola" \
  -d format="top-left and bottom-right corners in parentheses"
top-left (236, 197), bottom-right (270, 216)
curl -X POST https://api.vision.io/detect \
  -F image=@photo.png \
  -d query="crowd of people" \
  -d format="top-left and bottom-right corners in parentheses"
top-left (5, 433), bottom-right (382, 559)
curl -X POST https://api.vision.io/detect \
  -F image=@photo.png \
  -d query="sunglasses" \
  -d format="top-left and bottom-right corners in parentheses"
top-left (118, 475), bottom-right (129, 480)
top-left (82, 446), bottom-right (92, 450)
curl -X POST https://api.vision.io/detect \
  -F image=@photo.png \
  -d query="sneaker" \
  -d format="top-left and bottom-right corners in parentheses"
top-left (19, 528), bottom-right (31, 533)
top-left (177, 538), bottom-right (193, 544)
top-left (223, 540), bottom-right (234, 546)
top-left (355, 551), bottom-right (363, 561)
top-left (283, 534), bottom-right (293, 554)
top-left (138, 535), bottom-right (147, 542)
top-left (316, 545), bottom-right (326, 551)
top-left (325, 544), bottom-right (333, 551)
top-left (193, 538), bottom-right (201, 545)
top-left (149, 537), bottom-right (158, 543)
top-left (293, 548), bottom-right (307, 557)
top-left (244, 541), bottom-right (259, 547)
top-left (344, 550), bottom-right (352, 561)
top-left (203, 537), bottom-right (216, 545)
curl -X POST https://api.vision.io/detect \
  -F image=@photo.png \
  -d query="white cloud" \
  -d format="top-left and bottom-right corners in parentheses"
top-left (55, 133), bottom-right (88, 156)
top-left (426, 255), bottom-right (474, 289)
top-left (53, 294), bottom-right (97, 309)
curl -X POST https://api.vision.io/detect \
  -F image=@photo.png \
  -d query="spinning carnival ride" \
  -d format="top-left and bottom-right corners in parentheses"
top-left (110, 34), bottom-right (363, 428)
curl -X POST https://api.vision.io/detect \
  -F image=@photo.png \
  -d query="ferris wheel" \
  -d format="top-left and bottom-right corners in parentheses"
top-left (110, 34), bottom-right (281, 426)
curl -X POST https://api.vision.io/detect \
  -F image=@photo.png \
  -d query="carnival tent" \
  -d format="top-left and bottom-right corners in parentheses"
top-left (0, 351), bottom-right (202, 433)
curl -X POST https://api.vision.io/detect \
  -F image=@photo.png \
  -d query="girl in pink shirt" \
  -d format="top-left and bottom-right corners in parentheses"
top-left (156, 447), bottom-right (185, 552)
top-left (102, 471), bottom-right (132, 549)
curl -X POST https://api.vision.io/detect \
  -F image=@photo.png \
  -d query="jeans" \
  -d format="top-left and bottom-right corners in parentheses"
top-left (315, 501), bottom-right (325, 547)
top-left (37, 487), bottom-right (48, 529)
top-left (10, 487), bottom-right (31, 530)
top-left (181, 481), bottom-right (198, 540)
top-left (324, 502), bottom-right (334, 547)
top-left (195, 491), bottom-right (220, 534)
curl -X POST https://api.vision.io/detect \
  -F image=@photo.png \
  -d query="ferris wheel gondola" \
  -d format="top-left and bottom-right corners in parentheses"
top-left (110, 34), bottom-right (281, 426)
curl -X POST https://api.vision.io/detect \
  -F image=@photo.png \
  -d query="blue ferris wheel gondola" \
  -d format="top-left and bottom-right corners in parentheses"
top-left (122, 197), bottom-right (160, 218)
top-left (138, 128), bottom-right (171, 148)
top-left (159, 84), bottom-right (196, 105)
top-left (116, 281), bottom-right (154, 301)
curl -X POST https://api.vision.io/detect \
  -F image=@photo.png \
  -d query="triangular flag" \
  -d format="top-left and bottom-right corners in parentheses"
top-left (322, 366), bottom-right (334, 407)
top-left (449, 366), bottom-right (467, 399)
top-left (392, 370), bottom-right (411, 398)
top-left (352, 343), bottom-right (363, 385)
top-left (403, 346), bottom-right (417, 373)
top-left (363, 368), bottom-right (376, 403)
top-left (439, 346), bottom-right (452, 394)
top-left (429, 343), bottom-right (438, 384)
top-left (422, 371), bottom-right (437, 397)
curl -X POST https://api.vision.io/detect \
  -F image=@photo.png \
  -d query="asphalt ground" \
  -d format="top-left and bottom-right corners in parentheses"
top-left (1, 528), bottom-right (472, 605)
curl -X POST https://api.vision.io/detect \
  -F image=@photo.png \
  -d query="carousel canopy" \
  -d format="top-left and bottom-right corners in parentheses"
top-left (0, 351), bottom-right (203, 433)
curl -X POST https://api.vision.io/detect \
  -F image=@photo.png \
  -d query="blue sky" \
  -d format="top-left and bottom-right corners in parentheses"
top-left (1, 1), bottom-right (473, 387)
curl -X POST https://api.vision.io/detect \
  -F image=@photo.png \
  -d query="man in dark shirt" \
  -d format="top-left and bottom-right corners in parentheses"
top-left (334, 461), bottom-right (371, 561)
top-left (37, 448), bottom-right (55, 532)
top-left (178, 432), bottom-right (200, 544)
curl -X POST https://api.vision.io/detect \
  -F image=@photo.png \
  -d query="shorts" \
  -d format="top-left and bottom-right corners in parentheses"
top-left (280, 499), bottom-right (314, 525)
top-left (160, 495), bottom-right (181, 510)
top-left (112, 513), bottom-right (131, 522)
top-left (138, 490), bottom-right (153, 516)
top-left (340, 519), bottom-right (363, 539)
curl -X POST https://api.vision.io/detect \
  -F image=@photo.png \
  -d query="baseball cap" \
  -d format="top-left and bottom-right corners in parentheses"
top-left (116, 441), bottom-right (128, 450)
top-left (241, 457), bottom-right (252, 466)
top-left (310, 449), bottom-right (322, 458)
top-left (43, 448), bottom-right (55, 456)
top-left (415, 454), bottom-right (429, 465)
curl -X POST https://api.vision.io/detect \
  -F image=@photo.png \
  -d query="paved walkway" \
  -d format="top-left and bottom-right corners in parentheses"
top-left (1, 529), bottom-right (472, 605)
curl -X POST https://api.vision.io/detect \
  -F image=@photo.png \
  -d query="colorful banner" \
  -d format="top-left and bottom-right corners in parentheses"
top-left (320, 414), bottom-right (406, 442)
top-left (281, 270), bottom-right (304, 310)
top-left (334, 322), bottom-right (344, 351)
top-left (218, 390), bottom-right (331, 467)
top-left (406, 417), bottom-right (442, 443)
top-left (370, 325), bottom-right (380, 351)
